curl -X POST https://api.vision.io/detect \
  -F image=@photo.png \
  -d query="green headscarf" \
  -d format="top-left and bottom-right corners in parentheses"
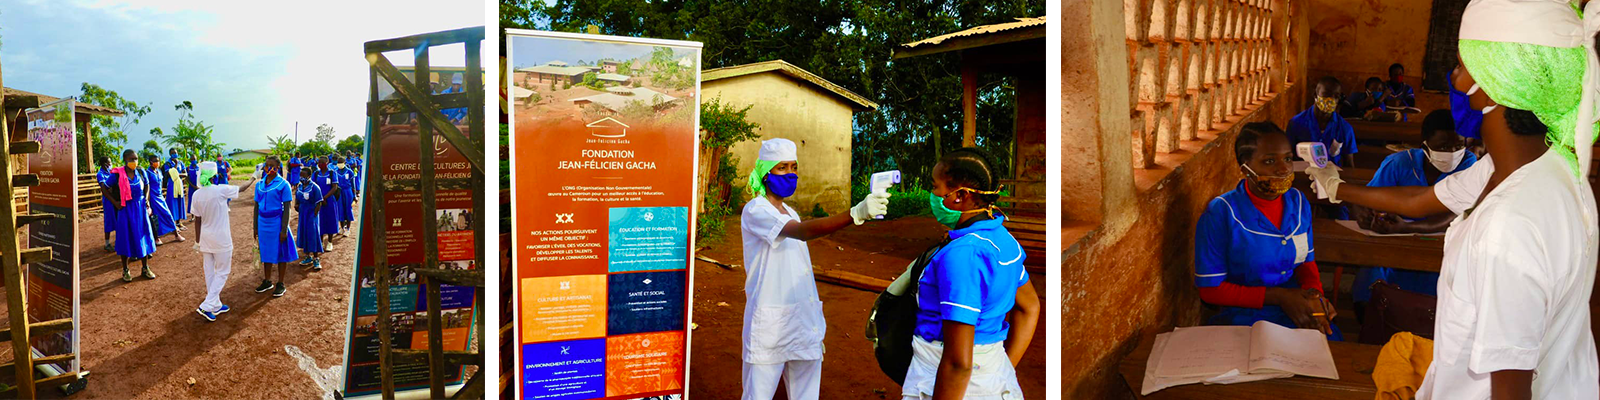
top-left (198, 164), bottom-right (217, 187)
top-left (746, 159), bottom-right (779, 198)
top-left (1459, 39), bottom-right (1597, 176)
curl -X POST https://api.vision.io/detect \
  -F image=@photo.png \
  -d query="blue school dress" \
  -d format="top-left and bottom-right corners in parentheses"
top-left (256, 176), bottom-right (297, 263)
top-left (1287, 108), bottom-right (1358, 166)
top-left (213, 161), bottom-right (230, 185)
top-left (913, 215), bottom-right (1029, 345)
top-left (1350, 149), bottom-right (1478, 303)
top-left (336, 166), bottom-right (356, 222)
top-left (162, 160), bottom-right (185, 219)
top-left (287, 157), bottom-right (302, 184)
top-left (186, 161), bottom-right (199, 210)
top-left (1195, 181), bottom-right (1342, 340)
top-left (111, 169), bottom-right (156, 259)
top-left (144, 168), bottom-right (178, 237)
top-left (97, 169), bottom-right (118, 233)
top-left (312, 170), bottom-right (340, 235)
top-left (296, 183), bottom-right (324, 253)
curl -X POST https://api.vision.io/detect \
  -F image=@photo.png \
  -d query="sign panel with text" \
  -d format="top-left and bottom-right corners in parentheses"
top-left (25, 99), bottom-right (79, 376)
top-left (508, 30), bottom-right (700, 400)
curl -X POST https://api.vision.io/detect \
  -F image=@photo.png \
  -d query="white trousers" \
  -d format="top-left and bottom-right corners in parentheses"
top-left (199, 249), bottom-right (233, 312)
top-left (741, 359), bottom-right (821, 400)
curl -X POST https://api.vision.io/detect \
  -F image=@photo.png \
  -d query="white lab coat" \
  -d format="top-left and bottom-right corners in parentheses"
top-left (190, 183), bottom-right (240, 313)
top-left (901, 336), bottom-right (1023, 400)
top-left (739, 197), bottom-right (826, 365)
top-left (1418, 150), bottom-right (1600, 399)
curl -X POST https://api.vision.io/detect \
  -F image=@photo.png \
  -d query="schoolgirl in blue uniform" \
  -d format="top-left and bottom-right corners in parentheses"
top-left (1194, 122), bottom-right (1341, 340)
top-left (110, 150), bottom-right (157, 282)
top-left (143, 154), bottom-right (184, 245)
top-left (295, 165), bottom-right (325, 270)
top-left (1349, 110), bottom-right (1477, 309)
top-left (164, 149), bottom-right (187, 222)
top-left (333, 155), bottom-right (356, 235)
top-left (253, 157), bottom-right (295, 297)
top-left (96, 157), bottom-right (118, 252)
top-left (1287, 77), bottom-right (1358, 168)
top-left (310, 156), bottom-right (341, 248)
top-left (901, 148), bottom-right (1040, 400)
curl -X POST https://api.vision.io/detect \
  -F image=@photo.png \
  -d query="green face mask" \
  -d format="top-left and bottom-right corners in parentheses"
top-left (929, 192), bottom-right (962, 228)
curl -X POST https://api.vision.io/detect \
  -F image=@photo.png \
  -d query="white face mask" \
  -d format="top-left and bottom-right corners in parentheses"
top-left (1424, 142), bottom-right (1466, 172)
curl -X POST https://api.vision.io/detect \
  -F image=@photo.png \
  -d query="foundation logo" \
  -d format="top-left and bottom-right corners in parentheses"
top-left (586, 117), bottom-right (630, 138)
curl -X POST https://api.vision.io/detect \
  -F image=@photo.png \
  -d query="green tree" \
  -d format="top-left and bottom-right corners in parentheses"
top-left (296, 139), bottom-right (334, 157)
top-left (267, 134), bottom-right (297, 159)
top-left (314, 123), bottom-right (336, 143)
top-left (581, 72), bottom-right (601, 89)
top-left (162, 101), bottom-right (225, 160)
top-left (139, 139), bottom-right (161, 160)
top-left (77, 83), bottom-right (151, 172)
top-left (335, 134), bottom-right (366, 155)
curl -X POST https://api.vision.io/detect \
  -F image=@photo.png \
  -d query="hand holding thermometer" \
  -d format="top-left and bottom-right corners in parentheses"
top-left (869, 170), bottom-right (900, 219)
top-left (1297, 142), bottom-right (1336, 198)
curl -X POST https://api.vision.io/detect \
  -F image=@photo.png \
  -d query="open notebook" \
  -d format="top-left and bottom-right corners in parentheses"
top-left (1141, 321), bottom-right (1339, 395)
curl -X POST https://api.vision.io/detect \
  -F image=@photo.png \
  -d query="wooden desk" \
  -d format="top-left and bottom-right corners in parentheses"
top-left (1312, 218), bottom-right (1443, 272)
top-left (1349, 119), bottom-right (1423, 144)
top-left (1119, 332), bottom-right (1383, 399)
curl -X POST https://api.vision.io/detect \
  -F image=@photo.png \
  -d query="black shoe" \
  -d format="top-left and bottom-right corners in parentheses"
top-left (272, 283), bottom-right (286, 297)
top-left (254, 280), bottom-right (274, 293)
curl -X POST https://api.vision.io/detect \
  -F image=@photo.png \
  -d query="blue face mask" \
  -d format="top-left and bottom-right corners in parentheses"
top-left (764, 173), bottom-right (799, 198)
top-left (1448, 70), bottom-right (1485, 139)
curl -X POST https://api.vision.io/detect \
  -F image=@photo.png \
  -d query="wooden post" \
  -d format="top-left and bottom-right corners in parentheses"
top-left (961, 60), bottom-right (977, 148)
top-left (0, 55), bottom-right (37, 400)
top-left (367, 63), bottom-right (397, 400)
top-left (414, 45), bottom-right (449, 400)
top-left (464, 41), bottom-right (487, 400)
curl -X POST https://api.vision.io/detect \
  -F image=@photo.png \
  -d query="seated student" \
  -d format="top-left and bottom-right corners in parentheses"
top-left (1341, 77), bottom-right (1387, 119)
top-left (1195, 122), bottom-right (1340, 340)
top-left (1348, 110), bottom-right (1476, 314)
top-left (1383, 63), bottom-right (1416, 109)
top-left (1288, 76), bottom-right (1358, 168)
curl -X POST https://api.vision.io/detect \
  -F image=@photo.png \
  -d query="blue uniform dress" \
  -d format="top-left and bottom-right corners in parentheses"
top-left (162, 159), bottom-right (185, 219)
top-left (287, 158), bottom-right (302, 184)
top-left (143, 168), bottom-right (179, 237)
top-left (214, 161), bottom-right (230, 185)
top-left (112, 169), bottom-right (156, 258)
top-left (1386, 80), bottom-right (1416, 108)
top-left (1195, 181), bottom-right (1342, 340)
top-left (97, 170), bottom-right (118, 233)
top-left (296, 183), bottom-right (325, 253)
top-left (311, 170), bottom-right (340, 235)
top-left (1287, 108), bottom-right (1358, 165)
top-left (1350, 149), bottom-right (1479, 303)
top-left (913, 215), bottom-right (1029, 345)
top-left (256, 176), bottom-right (296, 263)
top-left (335, 167), bottom-right (356, 222)
top-left (186, 161), bottom-right (199, 210)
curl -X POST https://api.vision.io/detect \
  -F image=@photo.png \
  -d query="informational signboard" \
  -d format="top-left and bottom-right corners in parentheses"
top-left (507, 30), bottom-right (701, 400)
top-left (339, 74), bottom-right (480, 399)
top-left (24, 99), bottom-right (79, 376)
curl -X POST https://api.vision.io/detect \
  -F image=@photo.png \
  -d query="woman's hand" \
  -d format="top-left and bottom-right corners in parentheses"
top-left (1369, 213), bottom-right (1408, 234)
top-left (1269, 288), bottom-right (1332, 334)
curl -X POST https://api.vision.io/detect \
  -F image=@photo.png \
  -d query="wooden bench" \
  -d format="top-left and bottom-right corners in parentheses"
top-left (1119, 331), bottom-right (1383, 399)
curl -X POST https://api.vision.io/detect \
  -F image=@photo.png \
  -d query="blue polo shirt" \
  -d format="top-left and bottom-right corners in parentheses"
top-left (914, 215), bottom-right (1029, 345)
top-left (1287, 108), bottom-right (1358, 165)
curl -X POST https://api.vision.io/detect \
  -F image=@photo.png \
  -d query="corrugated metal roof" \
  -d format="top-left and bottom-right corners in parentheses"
top-left (701, 60), bottom-right (878, 110)
top-left (517, 64), bottom-right (593, 76)
top-left (896, 16), bottom-right (1046, 58)
top-left (3, 87), bottom-right (126, 116)
top-left (596, 73), bottom-right (631, 81)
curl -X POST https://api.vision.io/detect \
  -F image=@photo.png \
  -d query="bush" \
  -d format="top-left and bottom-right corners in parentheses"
top-left (563, 82), bottom-right (572, 90)
top-left (851, 176), bottom-right (932, 219)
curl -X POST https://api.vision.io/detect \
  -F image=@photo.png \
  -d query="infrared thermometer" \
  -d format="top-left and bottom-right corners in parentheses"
top-left (1297, 142), bottom-right (1329, 168)
top-left (869, 170), bottom-right (900, 220)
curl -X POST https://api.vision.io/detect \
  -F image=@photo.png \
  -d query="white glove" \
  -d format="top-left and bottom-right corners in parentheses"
top-left (850, 192), bottom-right (891, 225)
top-left (1303, 164), bottom-right (1345, 203)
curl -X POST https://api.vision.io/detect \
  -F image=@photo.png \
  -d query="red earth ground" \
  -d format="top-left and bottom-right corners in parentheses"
top-left (687, 214), bottom-right (1047, 399)
top-left (2, 181), bottom-right (477, 399)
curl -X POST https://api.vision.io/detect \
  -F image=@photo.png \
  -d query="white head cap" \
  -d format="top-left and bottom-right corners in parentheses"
top-left (199, 161), bottom-right (217, 175)
top-left (757, 138), bottom-right (797, 162)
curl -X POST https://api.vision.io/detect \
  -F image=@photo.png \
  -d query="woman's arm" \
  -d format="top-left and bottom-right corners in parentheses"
top-left (777, 213), bottom-right (854, 241)
top-left (1333, 184), bottom-right (1451, 219)
top-left (1490, 370), bottom-right (1533, 400)
top-left (1005, 278), bottom-right (1039, 366)
top-left (932, 321), bottom-right (976, 400)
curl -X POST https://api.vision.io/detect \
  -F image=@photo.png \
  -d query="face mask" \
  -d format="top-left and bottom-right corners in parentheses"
top-left (1424, 142), bottom-right (1466, 172)
top-left (928, 189), bottom-right (996, 229)
top-left (1243, 164), bottom-right (1293, 197)
top-left (1314, 96), bottom-right (1337, 114)
top-left (1448, 71), bottom-right (1493, 139)
top-left (764, 173), bottom-right (798, 198)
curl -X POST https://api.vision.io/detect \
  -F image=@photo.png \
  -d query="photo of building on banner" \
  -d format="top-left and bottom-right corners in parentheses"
top-left (338, 59), bottom-right (484, 398)
top-left (24, 99), bottom-right (84, 391)
top-left (507, 30), bottom-right (700, 400)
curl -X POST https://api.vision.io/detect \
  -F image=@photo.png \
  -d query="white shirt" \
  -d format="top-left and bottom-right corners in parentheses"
top-left (189, 184), bottom-right (241, 253)
top-left (1418, 150), bottom-right (1599, 399)
top-left (739, 197), bottom-right (826, 364)
top-left (1434, 154), bottom-right (1494, 215)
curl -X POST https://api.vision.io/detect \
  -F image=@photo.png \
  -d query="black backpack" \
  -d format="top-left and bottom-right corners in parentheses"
top-left (866, 238), bottom-right (950, 386)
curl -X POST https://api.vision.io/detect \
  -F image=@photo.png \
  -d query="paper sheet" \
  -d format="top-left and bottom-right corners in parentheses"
top-left (1247, 321), bottom-right (1340, 380)
top-left (1332, 219), bottom-right (1445, 238)
top-left (1153, 325), bottom-right (1251, 378)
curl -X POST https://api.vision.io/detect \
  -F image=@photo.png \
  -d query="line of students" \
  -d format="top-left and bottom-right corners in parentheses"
top-left (736, 139), bottom-right (1039, 400)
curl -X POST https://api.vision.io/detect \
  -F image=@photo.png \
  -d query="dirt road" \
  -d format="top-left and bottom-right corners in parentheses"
top-left (11, 185), bottom-right (358, 399)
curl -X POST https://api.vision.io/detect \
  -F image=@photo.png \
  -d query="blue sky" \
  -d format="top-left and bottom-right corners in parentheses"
top-left (1, 0), bottom-right (486, 152)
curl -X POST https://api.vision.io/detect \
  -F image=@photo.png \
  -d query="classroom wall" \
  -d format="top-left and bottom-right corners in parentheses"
top-left (1060, 0), bottom-right (1310, 397)
top-left (705, 72), bottom-right (857, 215)
top-left (1304, 0), bottom-right (1446, 113)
